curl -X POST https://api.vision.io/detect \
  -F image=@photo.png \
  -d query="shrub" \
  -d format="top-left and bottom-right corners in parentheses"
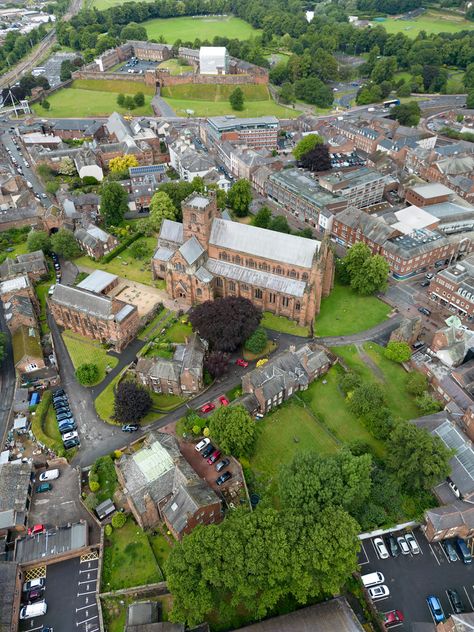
top-left (113, 450), bottom-right (122, 460)
top-left (104, 524), bottom-right (113, 536)
top-left (84, 493), bottom-right (98, 511)
top-left (89, 480), bottom-right (100, 492)
top-left (111, 512), bottom-right (126, 528)
top-left (244, 327), bottom-right (268, 354)
top-left (76, 363), bottom-right (100, 386)
top-left (406, 371), bottom-right (428, 396)
top-left (89, 471), bottom-right (99, 484)
top-left (384, 341), bottom-right (411, 363)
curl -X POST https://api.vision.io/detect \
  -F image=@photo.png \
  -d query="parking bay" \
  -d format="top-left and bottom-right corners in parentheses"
top-left (359, 527), bottom-right (474, 628)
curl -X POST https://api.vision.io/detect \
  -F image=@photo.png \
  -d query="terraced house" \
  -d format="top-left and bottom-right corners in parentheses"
top-left (152, 192), bottom-right (334, 328)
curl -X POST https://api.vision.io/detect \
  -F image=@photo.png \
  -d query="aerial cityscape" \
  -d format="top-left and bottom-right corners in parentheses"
top-left (0, 0), bottom-right (474, 630)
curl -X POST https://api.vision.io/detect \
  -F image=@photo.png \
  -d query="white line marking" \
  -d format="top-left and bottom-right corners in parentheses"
top-left (76, 615), bottom-right (98, 626)
top-left (76, 605), bottom-right (91, 612)
top-left (445, 589), bottom-right (453, 613)
top-left (409, 530), bottom-right (423, 555)
top-left (78, 580), bottom-right (92, 585)
top-left (79, 568), bottom-right (97, 574)
top-left (27, 626), bottom-right (45, 631)
top-left (77, 591), bottom-right (96, 596)
top-left (439, 542), bottom-right (450, 563)
top-left (464, 586), bottom-right (474, 610)
top-left (429, 543), bottom-right (441, 566)
top-left (359, 541), bottom-right (369, 565)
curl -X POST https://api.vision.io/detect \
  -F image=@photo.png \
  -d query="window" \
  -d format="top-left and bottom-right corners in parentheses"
top-left (219, 251), bottom-right (228, 261)
top-left (247, 259), bottom-right (255, 269)
top-left (191, 213), bottom-right (197, 222)
top-left (160, 265), bottom-right (165, 272)
top-left (302, 273), bottom-right (308, 281)
top-left (196, 288), bottom-right (202, 296)
top-left (282, 297), bottom-right (290, 307)
top-left (175, 262), bottom-right (185, 272)
top-left (216, 277), bottom-right (223, 287)
top-left (295, 302), bottom-right (300, 311)
top-left (234, 255), bottom-right (241, 265)
top-left (242, 284), bottom-right (249, 291)
top-left (269, 293), bottom-right (276, 303)
top-left (229, 281), bottom-right (236, 291)
top-left (254, 288), bottom-right (263, 299)
top-left (275, 266), bottom-right (282, 275)
top-left (290, 270), bottom-right (296, 278)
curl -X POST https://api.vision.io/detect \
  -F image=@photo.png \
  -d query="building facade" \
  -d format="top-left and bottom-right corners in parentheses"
top-left (203, 116), bottom-right (279, 150)
top-left (152, 192), bottom-right (335, 328)
top-left (430, 256), bottom-right (474, 318)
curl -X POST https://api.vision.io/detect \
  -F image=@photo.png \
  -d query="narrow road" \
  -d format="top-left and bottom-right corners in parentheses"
top-left (151, 88), bottom-right (177, 117)
top-left (0, 308), bottom-right (15, 450)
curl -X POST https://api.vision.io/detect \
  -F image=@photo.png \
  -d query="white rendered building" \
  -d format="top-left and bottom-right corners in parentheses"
top-left (199, 46), bottom-right (229, 75)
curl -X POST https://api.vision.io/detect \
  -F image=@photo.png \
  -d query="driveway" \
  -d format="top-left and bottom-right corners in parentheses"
top-left (359, 527), bottom-right (474, 629)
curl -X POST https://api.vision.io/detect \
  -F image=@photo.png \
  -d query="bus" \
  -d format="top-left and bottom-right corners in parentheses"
top-left (383, 98), bottom-right (400, 108)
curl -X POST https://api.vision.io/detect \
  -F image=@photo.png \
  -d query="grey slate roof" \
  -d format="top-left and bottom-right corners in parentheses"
top-left (77, 270), bottom-right (117, 293)
top-left (136, 356), bottom-right (181, 383)
top-left (159, 220), bottom-right (184, 246)
top-left (0, 562), bottom-right (19, 632)
top-left (153, 246), bottom-right (174, 262)
top-left (179, 236), bottom-right (205, 265)
top-left (209, 218), bottom-right (319, 268)
top-left (0, 250), bottom-right (47, 280)
top-left (181, 333), bottom-right (206, 378)
top-left (426, 503), bottom-right (474, 533)
top-left (0, 462), bottom-right (31, 526)
top-left (127, 602), bottom-right (159, 626)
top-left (51, 284), bottom-right (115, 319)
top-left (162, 481), bottom-right (217, 535)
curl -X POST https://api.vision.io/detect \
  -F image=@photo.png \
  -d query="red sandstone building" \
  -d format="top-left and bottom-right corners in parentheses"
top-left (430, 255), bottom-right (474, 318)
top-left (152, 192), bottom-right (334, 329)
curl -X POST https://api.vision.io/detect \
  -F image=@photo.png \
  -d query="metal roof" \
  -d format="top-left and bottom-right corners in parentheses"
top-left (209, 218), bottom-right (319, 268)
top-left (410, 182), bottom-right (453, 198)
top-left (179, 236), bottom-right (204, 265)
top-left (159, 219), bottom-right (184, 245)
top-left (133, 439), bottom-right (174, 483)
top-left (77, 270), bottom-right (117, 293)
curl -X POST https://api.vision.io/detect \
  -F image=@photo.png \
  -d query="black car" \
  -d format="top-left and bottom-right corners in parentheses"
top-left (216, 471), bottom-right (232, 486)
top-left (418, 307), bottom-right (431, 316)
top-left (420, 280), bottom-right (430, 287)
top-left (55, 406), bottom-right (71, 415)
top-left (443, 540), bottom-right (458, 562)
top-left (202, 443), bottom-right (215, 458)
top-left (53, 397), bottom-right (68, 407)
top-left (63, 438), bottom-right (80, 449)
top-left (447, 588), bottom-right (465, 613)
top-left (215, 458), bottom-right (230, 472)
top-left (53, 388), bottom-right (64, 397)
top-left (386, 535), bottom-right (399, 557)
top-left (58, 422), bottom-right (77, 433)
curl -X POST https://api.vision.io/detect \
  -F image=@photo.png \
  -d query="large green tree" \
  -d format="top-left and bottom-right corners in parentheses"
top-left (351, 255), bottom-right (390, 295)
top-left (208, 405), bottom-right (256, 458)
top-left (387, 420), bottom-right (453, 492)
top-left (27, 230), bottom-right (51, 253)
top-left (148, 191), bottom-right (176, 232)
top-left (50, 229), bottom-right (81, 259)
top-left (229, 87), bottom-right (244, 111)
top-left (293, 134), bottom-right (323, 161)
top-left (252, 206), bottom-right (272, 229)
top-left (227, 179), bottom-right (252, 217)
top-left (384, 341), bottom-right (411, 363)
top-left (100, 181), bottom-right (128, 227)
top-left (348, 382), bottom-right (386, 418)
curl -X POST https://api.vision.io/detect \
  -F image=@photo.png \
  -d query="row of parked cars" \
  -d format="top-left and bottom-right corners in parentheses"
top-left (52, 389), bottom-right (80, 449)
top-left (20, 578), bottom-right (47, 620)
top-left (373, 532), bottom-right (420, 559)
top-left (195, 438), bottom-right (232, 486)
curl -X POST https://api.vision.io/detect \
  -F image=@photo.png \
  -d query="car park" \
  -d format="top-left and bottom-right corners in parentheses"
top-left (216, 471), bottom-right (232, 485)
top-left (63, 437), bottom-right (80, 449)
top-left (368, 585), bottom-right (389, 600)
top-left (28, 524), bottom-right (46, 536)
top-left (215, 458), bottom-right (230, 472)
top-left (442, 540), bottom-right (458, 562)
top-left (20, 600), bottom-right (47, 619)
top-left (386, 535), bottom-right (399, 557)
top-left (448, 477), bottom-right (462, 499)
top-left (420, 280), bottom-right (430, 287)
top-left (122, 423), bottom-right (139, 432)
top-left (426, 595), bottom-right (445, 623)
top-left (58, 423), bottom-right (77, 434)
top-left (24, 588), bottom-right (44, 603)
top-left (425, 272), bottom-right (434, 279)
top-left (55, 408), bottom-right (71, 417)
top-left (373, 537), bottom-right (389, 559)
top-left (447, 588), bottom-right (464, 613)
top-left (62, 431), bottom-right (78, 442)
top-left (195, 438), bottom-right (211, 452)
top-left (23, 578), bottom-right (45, 592)
top-left (53, 396), bottom-right (68, 406)
top-left (383, 610), bottom-right (404, 627)
top-left (405, 532), bottom-right (420, 555)
top-left (397, 535), bottom-right (410, 555)
top-left (200, 402), bottom-right (215, 414)
top-left (39, 469), bottom-right (59, 481)
top-left (207, 450), bottom-right (221, 465)
top-left (57, 412), bottom-right (73, 422)
top-left (36, 482), bottom-right (52, 493)
top-left (202, 443), bottom-right (215, 458)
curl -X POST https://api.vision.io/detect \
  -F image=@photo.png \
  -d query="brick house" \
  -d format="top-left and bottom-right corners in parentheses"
top-left (425, 504), bottom-right (474, 542)
top-left (405, 182), bottom-right (453, 207)
top-left (240, 343), bottom-right (333, 413)
top-left (49, 284), bottom-right (139, 352)
top-left (152, 192), bottom-right (335, 329)
top-left (115, 432), bottom-right (222, 539)
top-left (0, 250), bottom-right (48, 282)
top-left (74, 224), bottom-right (118, 260)
top-left (429, 256), bottom-right (474, 319)
top-left (12, 325), bottom-right (45, 374)
top-left (136, 333), bottom-right (206, 396)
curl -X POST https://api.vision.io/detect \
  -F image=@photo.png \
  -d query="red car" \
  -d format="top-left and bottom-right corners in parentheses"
top-left (236, 359), bottom-right (248, 368)
top-left (28, 524), bottom-right (45, 536)
top-left (207, 450), bottom-right (221, 465)
top-left (200, 402), bottom-right (215, 414)
top-left (383, 610), bottom-right (404, 627)
top-left (218, 395), bottom-right (229, 406)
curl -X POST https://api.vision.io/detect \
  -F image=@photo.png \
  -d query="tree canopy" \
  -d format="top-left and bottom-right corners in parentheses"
top-left (27, 230), bottom-right (50, 253)
top-left (100, 181), bottom-right (128, 227)
top-left (229, 87), bottom-right (244, 111)
top-left (109, 154), bottom-right (139, 174)
top-left (75, 363), bottom-right (100, 386)
top-left (113, 380), bottom-right (152, 423)
top-left (189, 296), bottom-right (261, 352)
top-left (148, 191), bottom-right (177, 232)
top-left (293, 134), bottom-right (323, 161)
top-left (341, 243), bottom-right (389, 295)
top-left (50, 229), bottom-right (81, 259)
top-left (208, 405), bottom-right (257, 457)
top-left (384, 341), bottom-right (411, 363)
top-left (227, 179), bottom-right (252, 217)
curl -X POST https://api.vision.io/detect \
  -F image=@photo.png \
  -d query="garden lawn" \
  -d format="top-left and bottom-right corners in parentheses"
top-left (93, 456), bottom-right (118, 504)
top-left (158, 59), bottom-right (193, 75)
top-left (102, 517), bottom-right (161, 591)
top-left (35, 274), bottom-right (54, 335)
top-left (74, 236), bottom-right (158, 285)
top-left (299, 365), bottom-right (385, 457)
top-left (151, 392), bottom-right (185, 411)
top-left (371, 10), bottom-right (473, 37)
top-left (143, 15), bottom-right (259, 42)
top-left (94, 372), bottom-right (123, 423)
top-left (44, 405), bottom-right (64, 453)
top-left (161, 84), bottom-right (299, 118)
top-left (62, 330), bottom-right (118, 385)
top-left (33, 80), bottom-right (154, 118)
top-left (164, 318), bottom-right (193, 343)
top-left (261, 312), bottom-right (309, 337)
top-left (315, 281), bottom-right (391, 337)
top-left (250, 402), bottom-right (338, 480)
top-left (148, 533), bottom-right (173, 576)
top-left (243, 340), bottom-right (277, 361)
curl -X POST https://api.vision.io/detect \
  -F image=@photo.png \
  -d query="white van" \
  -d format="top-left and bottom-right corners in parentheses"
top-left (20, 601), bottom-right (47, 619)
top-left (361, 572), bottom-right (384, 588)
top-left (39, 469), bottom-right (59, 482)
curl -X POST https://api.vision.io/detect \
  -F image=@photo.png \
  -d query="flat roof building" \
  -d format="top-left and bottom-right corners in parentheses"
top-left (204, 116), bottom-right (279, 149)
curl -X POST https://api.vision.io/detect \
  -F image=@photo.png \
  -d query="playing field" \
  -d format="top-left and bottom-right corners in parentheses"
top-left (32, 79), bottom-right (154, 118)
top-left (161, 83), bottom-right (299, 118)
top-left (372, 10), bottom-right (473, 37)
top-left (143, 15), bottom-right (259, 42)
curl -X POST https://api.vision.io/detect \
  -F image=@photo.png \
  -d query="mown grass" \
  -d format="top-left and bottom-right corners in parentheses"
top-left (261, 312), bottom-right (309, 337)
top-left (62, 330), bottom-right (118, 385)
top-left (372, 9), bottom-right (473, 37)
top-left (143, 15), bottom-right (260, 42)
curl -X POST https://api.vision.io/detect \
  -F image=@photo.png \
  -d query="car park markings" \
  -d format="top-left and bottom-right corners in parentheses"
top-left (76, 615), bottom-right (97, 626)
top-left (429, 543), bottom-right (441, 566)
top-left (464, 586), bottom-right (474, 610)
top-left (359, 541), bottom-right (369, 565)
top-left (438, 543), bottom-right (450, 564)
top-left (77, 590), bottom-right (96, 597)
top-left (27, 626), bottom-right (45, 631)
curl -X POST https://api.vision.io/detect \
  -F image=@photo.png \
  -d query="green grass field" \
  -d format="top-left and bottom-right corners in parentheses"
top-left (372, 10), bottom-right (473, 37)
top-left (143, 15), bottom-right (259, 42)
top-left (161, 83), bottom-right (299, 118)
top-left (261, 312), bottom-right (309, 337)
top-left (315, 281), bottom-right (391, 337)
top-left (158, 59), bottom-right (193, 75)
top-left (94, 372), bottom-right (123, 423)
top-left (33, 79), bottom-right (154, 118)
top-left (62, 330), bottom-right (118, 385)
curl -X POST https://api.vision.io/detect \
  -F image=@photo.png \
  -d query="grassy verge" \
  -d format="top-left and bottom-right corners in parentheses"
top-left (148, 532), bottom-right (173, 576)
top-left (94, 372), bottom-right (124, 424)
top-left (138, 308), bottom-right (167, 340)
top-left (261, 312), bottom-right (309, 337)
top-left (315, 281), bottom-right (391, 337)
top-left (62, 330), bottom-right (118, 385)
top-left (90, 455), bottom-right (118, 504)
top-left (243, 340), bottom-right (277, 361)
top-left (150, 392), bottom-right (185, 411)
top-left (31, 392), bottom-right (75, 459)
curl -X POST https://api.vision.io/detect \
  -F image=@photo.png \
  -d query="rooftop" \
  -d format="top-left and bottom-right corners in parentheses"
top-left (269, 168), bottom-right (344, 211)
top-left (14, 522), bottom-right (88, 564)
top-left (409, 182), bottom-right (453, 198)
top-left (0, 275), bottom-right (29, 295)
top-left (208, 115), bottom-right (279, 132)
top-left (77, 270), bottom-right (118, 294)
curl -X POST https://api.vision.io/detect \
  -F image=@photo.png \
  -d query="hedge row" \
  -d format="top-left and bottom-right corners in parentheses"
top-left (101, 231), bottom-right (143, 263)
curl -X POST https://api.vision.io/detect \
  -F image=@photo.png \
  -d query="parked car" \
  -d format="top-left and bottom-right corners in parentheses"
top-left (420, 280), bottom-right (430, 287)
top-left (216, 471), bottom-right (232, 485)
top-left (456, 537), bottom-right (472, 564)
top-left (48, 285), bottom-right (56, 296)
top-left (418, 307), bottom-right (431, 316)
top-left (425, 272), bottom-right (434, 279)
top-left (20, 601), bottom-right (47, 620)
top-left (412, 341), bottom-right (425, 350)
top-left (59, 424), bottom-right (77, 434)
top-left (426, 595), bottom-right (445, 623)
top-left (39, 469), bottom-right (59, 482)
top-left (56, 413), bottom-right (73, 423)
top-left (373, 537), bottom-right (389, 560)
top-left (202, 443), bottom-right (215, 458)
top-left (62, 430), bottom-right (78, 442)
top-left (236, 358), bottom-right (248, 368)
top-left (195, 438), bottom-right (211, 452)
top-left (63, 438), bottom-right (80, 449)
top-left (23, 578), bottom-right (45, 592)
top-left (121, 424), bottom-right (139, 432)
top-left (405, 532), bottom-right (420, 555)
top-left (36, 482), bottom-right (52, 493)
top-left (447, 588), bottom-right (465, 613)
top-left (397, 535), bottom-right (410, 555)
top-left (218, 395), bottom-right (230, 406)
top-left (28, 524), bottom-right (45, 536)
top-left (368, 585), bottom-right (389, 600)
top-left (207, 450), bottom-right (221, 465)
top-left (55, 406), bottom-right (71, 415)
top-left (53, 388), bottom-right (65, 397)
top-left (386, 535), bottom-right (399, 557)
top-left (215, 458), bottom-right (230, 472)
top-left (383, 610), bottom-right (404, 627)
top-left (448, 477), bottom-right (462, 499)
top-left (200, 402), bottom-right (215, 414)
top-left (443, 539), bottom-right (458, 562)
top-left (25, 589), bottom-right (44, 603)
